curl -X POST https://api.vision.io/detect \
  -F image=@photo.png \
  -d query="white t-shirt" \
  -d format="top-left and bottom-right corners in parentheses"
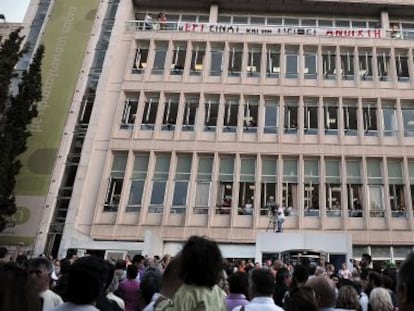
top-left (40, 289), bottom-right (63, 311)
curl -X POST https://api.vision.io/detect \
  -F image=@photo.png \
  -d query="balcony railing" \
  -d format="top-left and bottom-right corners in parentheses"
top-left (125, 20), bottom-right (414, 40)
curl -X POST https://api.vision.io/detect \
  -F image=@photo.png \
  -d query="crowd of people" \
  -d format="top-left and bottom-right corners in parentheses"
top-left (1, 239), bottom-right (414, 311)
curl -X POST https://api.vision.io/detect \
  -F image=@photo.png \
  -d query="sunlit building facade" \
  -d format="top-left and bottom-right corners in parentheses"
top-left (35, 0), bottom-right (414, 263)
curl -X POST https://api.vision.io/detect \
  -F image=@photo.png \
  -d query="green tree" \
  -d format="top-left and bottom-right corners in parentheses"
top-left (0, 29), bottom-right (44, 231)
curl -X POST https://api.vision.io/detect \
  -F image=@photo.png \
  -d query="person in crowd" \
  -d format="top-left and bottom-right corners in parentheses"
top-left (0, 262), bottom-right (42, 311)
top-left (144, 13), bottom-right (152, 30)
top-left (284, 286), bottom-right (318, 311)
top-left (396, 252), bottom-right (414, 311)
top-left (124, 255), bottom-right (132, 267)
top-left (225, 271), bottom-right (249, 311)
top-left (351, 277), bottom-right (369, 311)
top-left (243, 200), bottom-right (254, 215)
top-left (118, 264), bottom-right (140, 311)
top-left (338, 262), bottom-right (352, 280)
top-left (160, 235), bottom-right (227, 310)
top-left (325, 263), bottom-right (335, 277)
top-left (335, 285), bottom-right (361, 311)
top-left (96, 260), bottom-right (123, 311)
top-left (271, 259), bottom-right (284, 278)
top-left (273, 267), bottom-right (291, 307)
top-left (132, 254), bottom-right (146, 281)
top-left (265, 196), bottom-right (277, 216)
top-left (138, 267), bottom-right (162, 311)
top-left (232, 268), bottom-right (283, 311)
top-left (50, 256), bottom-right (107, 311)
top-left (365, 271), bottom-right (382, 298)
top-left (290, 264), bottom-right (309, 288)
top-left (306, 275), bottom-right (337, 311)
top-left (114, 259), bottom-right (127, 283)
top-left (51, 260), bottom-right (61, 288)
top-left (160, 254), bottom-right (171, 271)
top-left (158, 12), bottom-right (167, 30)
top-left (368, 287), bottom-right (394, 311)
top-left (53, 258), bottom-right (71, 302)
top-left (106, 269), bottom-right (125, 310)
top-left (27, 257), bottom-right (63, 310)
top-left (276, 204), bottom-right (285, 232)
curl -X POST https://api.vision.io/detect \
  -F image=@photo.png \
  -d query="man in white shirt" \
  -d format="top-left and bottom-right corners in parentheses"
top-left (232, 268), bottom-right (284, 311)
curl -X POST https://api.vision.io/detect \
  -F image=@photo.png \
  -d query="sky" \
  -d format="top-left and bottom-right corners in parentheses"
top-left (0, 0), bottom-right (31, 22)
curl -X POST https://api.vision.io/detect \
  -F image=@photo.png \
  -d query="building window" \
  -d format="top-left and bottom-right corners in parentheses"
top-left (228, 44), bottom-right (243, 76)
top-left (359, 50), bottom-right (373, 80)
top-left (377, 51), bottom-right (390, 81)
top-left (382, 102), bottom-right (397, 136)
top-left (402, 103), bottom-right (414, 136)
top-left (304, 98), bottom-right (318, 135)
top-left (283, 158), bottom-right (298, 214)
top-left (261, 157), bottom-right (277, 215)
top-left (388, 160), bottom-right (406, 217)
top-left (244, 98), bottom-right (258, 132)
top-left (304, 48), bottom-right (317, 79)
top-left (266, 45), bottom-right (280, 78)
top-left (210, 44), bottom-right (224, 76)
top-left (284, 98), bottom-right (298, 134)
top-left (190, 43), bottom-right (205, 76)
top-left (264, 98), bottom-right (279, 133)
top-left (182, 96), bottom-right (198, 131)
top-left (133, 43), bottom-right (149, 74)
top-left (367, 159), bottom-right (384, 217)
top-left (152, 42), bottom-right (168, 74)
top-left (346, 159), bottom-right (363, 217)
top-left (343, 101), bottom-right (358, 136)
top-left (126, 153), bottom-right (149, 212)
top-left (341, 50), bottom-right (354, 80)
top-left (194, 156), bottom-right (213, 214)
top-left (323, 48), bottom-right (336, 79)
top-left (324, 99), bottom-right (338, 135)
top-left (223, 98), bottom-right (239, 133)
top-left (171, 154), bottom-right (192, 214)
top-left (121, 97), bottom-right (138, 129)
top-left (285, 46), bottom-right (298, 78)
top-left (162, 96), bottom-right (179, 131)
top-left (204, 96), bottom-right (219, 132)
top-left (149, 154), bottom-right (171, 213)
top-left (141, 96), bottom-right (159, 130)
top-left (304, 159), bottom-right (320, 216)
top-left (104, 153), bottom-right (128, 212)
top-left (363, 102), bottom-right (378, 136)
top-left (247, 45), bottom-right (261, 77)
top-left (396, 51), bottom-right (409, 81)
top-left (325, 159), bottom-right (341, 217)
top-left (217, 157), bottom-right (234, 214)
top-left (170, 42), bottom-right (186, 75)
top-left (238, 158), bottom-right (256, 215)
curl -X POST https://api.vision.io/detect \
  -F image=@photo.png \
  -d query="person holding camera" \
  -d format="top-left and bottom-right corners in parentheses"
top-left (275, 204), bottom-right (285, 233)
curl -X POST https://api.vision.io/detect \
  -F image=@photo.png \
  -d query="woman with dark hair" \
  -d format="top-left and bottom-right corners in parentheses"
top-left (163, 235), bottom-right (227, 310)
top-left (225, 271), bottom-right (249, 311)
top-left (284, 286), bottom-right (318, 311)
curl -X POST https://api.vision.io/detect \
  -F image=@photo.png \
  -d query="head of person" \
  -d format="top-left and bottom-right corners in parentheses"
top-left (397, 252), bottom-right (414, 311)
top-left (27, 257), bottom-right (53, 293)
top-left (292, 264), bottom-right (309, 287)
top-left (228, 271), bottom-right (249, 297)
top-left (272, 259), bottom-right (284, 271)
top-left (249, 268), bottom-right (275, 298)
top-left (336, 285), bottom-right (361, 310)
top-left (361, 253), bottom-right (372, 268)
top-left (126, 264), bottom-right (138, 280)
top-left (66, 256), bottom-right (107, 305)
top-left (139, 268), bottom-right (162, 306)
top-left (284, 286), bottom-right (318, 311)
top-left (369, 287), bottom-right (393, 311)
top-left (160, 255), bottom-right (182, 298)
top-left (179, 235), bottom-right (223, 289)
top-left (366, 271), bottom-right (382, 294)
top-left (132, 254), bottom-right (145, 267)
top-left (306, 275), bottom-right (336, 309)
top-left (276, 267), bottom-right (292, 287)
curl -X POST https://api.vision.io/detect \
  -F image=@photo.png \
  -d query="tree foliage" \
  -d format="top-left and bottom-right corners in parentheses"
top-left (0, 29), bottom-right (44, 231)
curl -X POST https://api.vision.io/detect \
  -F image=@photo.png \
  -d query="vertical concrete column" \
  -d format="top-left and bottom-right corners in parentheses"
top-left (209, 3), bottom-right (218, 24)
top-left (381, 10), bottom-right (390, 31)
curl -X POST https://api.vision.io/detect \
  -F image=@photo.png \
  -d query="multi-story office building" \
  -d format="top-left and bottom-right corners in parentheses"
top-left (31, 0), bottom-right (414, 262)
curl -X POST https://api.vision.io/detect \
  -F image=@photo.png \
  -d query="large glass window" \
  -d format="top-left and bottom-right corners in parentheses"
top-left (190, 43), bottom-right (206, 76)
top-left (261, 157), bottom-right (277, 215)
top-left (264, 98), bottom-right (279, 133)
top-left (238, 158), bottom-right (256, 215)
top-left (341, 50), bottom-right (354, 80)
top-left (396, 50), bottom-right (409, 81)
top-left (170, 42), bottom-right (187, 75)
top-left (104, 153), bottom-right (128, 212)
top-left (347, 159), bottom-right (363, 217)
top-left (247, 45), bottom-right (261, 77)
top-left (217, 157), bottom-right (234, 214)
top-left (210, 43), bottom-right (224, 76)
top-left (283, 158), bottom-right (298, 214)
top-left (194, 156), bottom-right (213, 214)
top-left (285, 46), bottom-right (299, 78)
top-left (223, 98), bottom-right (239, 132)
top-left (228, 44), bottom-right (243, 76)
top-left (126, 153), bottom-right (149, 212)
top-left (343, 100), bottom-right (358, 136)
top-left (359, 49), bottom-right (373, 80)
top-left (377, 51), bottom-right (390, 81)
top-left (133, 42), bottom-right (149, 74)
top-left (149, 154), bottom-right (171, 213)
top-left (141, 96), bottom-right (159, 130)
top-left (152, 42), bottom-right (168, 74)
top-left (244, 98), bottom-right (258, 132)
top-left (182, 95), bottom-right (198, 131)
top-left (304, 98), bottom-right (318, 135)
top-left (162, 95), bottom-right (179, 131)
top-left (323, 48), bottom-right (336, 79)
top-left (204, 96), bottom-right (219, 132)
top-left (325, 159), bottom-right (341, 217)
top-left (402, 102), bottom-right (414, 136)
top-left (171, 154), bottom-right (192, 213)
top-left (324, 99), bottom-right (338, 135)
top-left (382, 102), bottom-right (397, 136)
top-left (363, 101), bottom-right (378, 135)
top-left (388, 160), bottom-right (406, 217)
top-left (304, 159), bottom-right (320, 216)
top-left (367, 159), bottom-right (384, 217)
top-left (284, 98), bottom-right (298, 134)
top-left (266, 45), bottom-right (280, 78)
top-left (304, 48), bottom-right (317, 79)
top-left (121, 97), bottom-right (138, 129)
